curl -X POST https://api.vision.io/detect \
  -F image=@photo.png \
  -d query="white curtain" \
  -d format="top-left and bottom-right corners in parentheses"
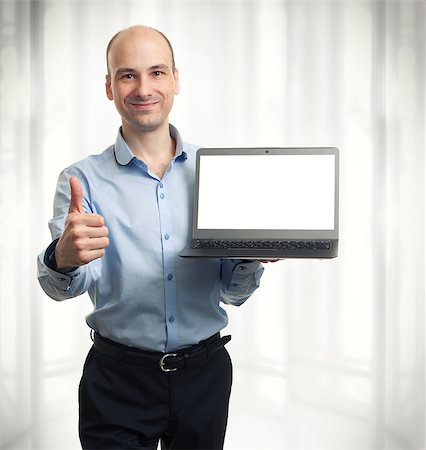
top-left (0, 1), bottom-right (424, 449)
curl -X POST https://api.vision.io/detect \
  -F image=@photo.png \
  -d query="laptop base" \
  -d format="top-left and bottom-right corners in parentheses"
top-left (178, 242), bottom-right (338, 259)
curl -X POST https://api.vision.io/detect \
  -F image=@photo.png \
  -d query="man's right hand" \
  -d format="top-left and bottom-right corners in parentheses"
top-left (55, 176), bottom-right (109, 272)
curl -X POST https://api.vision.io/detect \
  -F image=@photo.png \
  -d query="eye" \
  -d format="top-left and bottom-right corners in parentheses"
top-left (121, 73), bottom-right (135, 80)
top-left (152, 71), bottom-right (164, 77)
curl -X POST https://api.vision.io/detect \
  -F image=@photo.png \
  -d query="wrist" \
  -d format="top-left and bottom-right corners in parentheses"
top-left (44, 238), bottom-right (78, 273)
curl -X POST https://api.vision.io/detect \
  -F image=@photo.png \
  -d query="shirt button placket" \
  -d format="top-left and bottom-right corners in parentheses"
top-left (157, 181), bottom-right (178, 351)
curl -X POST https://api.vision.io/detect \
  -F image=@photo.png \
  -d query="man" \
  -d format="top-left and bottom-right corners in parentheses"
top-left (37, 25), bottom-right (264, 450)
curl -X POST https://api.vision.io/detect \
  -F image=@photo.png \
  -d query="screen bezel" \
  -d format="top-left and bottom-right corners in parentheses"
top-left (192, 147), bottom-right (340, 240)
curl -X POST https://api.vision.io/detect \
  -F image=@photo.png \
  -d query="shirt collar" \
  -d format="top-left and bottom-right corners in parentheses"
top-left (113, 124), bottom-right (187, 167)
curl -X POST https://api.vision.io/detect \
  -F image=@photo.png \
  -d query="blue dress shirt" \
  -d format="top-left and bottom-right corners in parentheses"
top-left (37, 125), bottom-right (264, 352)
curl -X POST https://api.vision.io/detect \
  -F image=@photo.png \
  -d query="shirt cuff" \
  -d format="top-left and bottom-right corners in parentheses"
top-left (44, 238), bottom-right (60, 270)
top-left (234, 260), bottom-right (262, 274)
top-left (43, 238), bottom-right (81, 292)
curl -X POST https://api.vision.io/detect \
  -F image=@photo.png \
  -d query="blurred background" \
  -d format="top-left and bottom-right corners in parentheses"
top-left (0, 0), bottom-right (424, 449)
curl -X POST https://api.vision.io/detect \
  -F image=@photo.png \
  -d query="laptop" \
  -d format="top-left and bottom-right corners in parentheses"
top-left (179, 147), bottom-right (339, 259)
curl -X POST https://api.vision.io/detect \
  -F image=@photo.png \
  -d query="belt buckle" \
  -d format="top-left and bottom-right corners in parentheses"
top-left (159, 353), bottom-right (178, 372)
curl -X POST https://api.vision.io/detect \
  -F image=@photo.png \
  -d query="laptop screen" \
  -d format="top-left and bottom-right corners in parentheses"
top-left (196, 151), bottom-right (337, 233)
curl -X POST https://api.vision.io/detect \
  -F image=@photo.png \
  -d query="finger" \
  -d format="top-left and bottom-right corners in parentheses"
top-left (87, 248), bottom-right (107, 260)
top-left (86, 225), bottom-right (109, 238)
top-left (67, 213), bottom-right (105, 228)
top-left (86, 236), bottom-right (110, 250)
top-left (75, 236), bottom-right (109, 253)
top-left (78, 227), bottom-right (109, 240)
top-left (67, 225), bottom-right (108, 240)
top-left (260, 259), bottom-right (280, 263)
top-left (68, 176), bottom-right (84, 214)
top-left (77, 248), bottom-right (108, 265)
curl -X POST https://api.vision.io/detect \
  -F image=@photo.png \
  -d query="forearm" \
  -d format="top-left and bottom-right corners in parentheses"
top-left (37, 170), bottom-right (105, 300)
top-left (220, 260), bottom-right (264, 306)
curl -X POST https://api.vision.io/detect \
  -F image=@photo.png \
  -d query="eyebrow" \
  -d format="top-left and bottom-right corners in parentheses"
top-left (115, 64), bottom-right (171, 76)
top-left (149, 64), bottom-right (171, 72)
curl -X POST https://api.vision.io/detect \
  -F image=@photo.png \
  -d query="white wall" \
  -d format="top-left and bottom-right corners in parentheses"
top-left (0, 1), bottom-right (424, 449)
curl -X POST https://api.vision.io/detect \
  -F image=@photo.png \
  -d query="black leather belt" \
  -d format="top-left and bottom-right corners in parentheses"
top-left (92, 332), bottom-right (231, 372)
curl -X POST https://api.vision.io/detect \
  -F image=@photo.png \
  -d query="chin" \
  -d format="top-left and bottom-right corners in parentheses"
top-left (123, 111), bottom-right (170, 133)
top-left (133, 120), bottom-right (166, 132)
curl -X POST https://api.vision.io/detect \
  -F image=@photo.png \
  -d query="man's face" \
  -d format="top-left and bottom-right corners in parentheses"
top-left (105, 29), bottom-right (179, 134)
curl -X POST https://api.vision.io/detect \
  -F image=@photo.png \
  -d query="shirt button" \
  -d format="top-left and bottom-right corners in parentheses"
top-left (159, 183), bottom-right (164, 188)
top-left (164, 233), bottom-right (170, 240)
top-left (160, 193), bottom-right (165, 199)
top-left (167, 274), bottom-right (173, 281)
top-left (169, 316), bottom-right (175, 323)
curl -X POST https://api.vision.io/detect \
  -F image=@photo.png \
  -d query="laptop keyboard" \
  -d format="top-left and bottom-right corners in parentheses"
top-left (191, 239), bottom-right (332, 250)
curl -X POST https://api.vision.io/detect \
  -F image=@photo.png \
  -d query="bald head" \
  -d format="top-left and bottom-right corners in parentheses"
top-left (106, 25), bottom-right (176, 75)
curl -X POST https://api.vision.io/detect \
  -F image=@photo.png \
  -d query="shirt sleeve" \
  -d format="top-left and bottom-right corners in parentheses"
top-left (220, 260), bottom-right (264, 306)
top-left (36, 169), bottom-right (102, 301)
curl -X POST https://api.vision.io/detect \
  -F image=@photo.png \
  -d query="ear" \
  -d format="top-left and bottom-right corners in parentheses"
top-left (105, 74), bottom-right (113, 100)
top-left (173, 68), bottom-right (180, 95)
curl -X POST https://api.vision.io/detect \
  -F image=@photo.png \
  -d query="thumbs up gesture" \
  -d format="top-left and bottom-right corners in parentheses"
top-left (55, 176), bottom-right (109, 272)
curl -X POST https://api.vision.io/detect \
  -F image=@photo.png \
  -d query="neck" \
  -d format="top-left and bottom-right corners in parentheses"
top-left (121, 122), bottom-right (175, 162)
top-left (121, 121), bottom-right (176, 179)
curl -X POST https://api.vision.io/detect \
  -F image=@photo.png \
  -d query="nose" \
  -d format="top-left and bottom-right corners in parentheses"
top-left (133, 75), bottom-right (152, 97)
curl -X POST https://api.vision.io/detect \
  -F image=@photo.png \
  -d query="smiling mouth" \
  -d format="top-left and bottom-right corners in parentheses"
top-left (129, 102), bottom-right (158, 109)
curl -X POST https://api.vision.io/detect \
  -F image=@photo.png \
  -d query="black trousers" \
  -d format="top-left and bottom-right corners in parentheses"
top-left (78, 340), bottom-right (233, 450)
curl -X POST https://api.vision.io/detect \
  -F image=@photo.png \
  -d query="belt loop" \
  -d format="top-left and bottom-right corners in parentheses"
top-left (201, 339), bottom-right (211, 358)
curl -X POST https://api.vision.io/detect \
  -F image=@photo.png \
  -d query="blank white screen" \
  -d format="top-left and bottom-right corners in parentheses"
top-left (197, 154), bottom-right (336, 230)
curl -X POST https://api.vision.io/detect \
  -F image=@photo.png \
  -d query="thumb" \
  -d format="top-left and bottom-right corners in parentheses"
top-left (68, 176), bottom-right (84, 214)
